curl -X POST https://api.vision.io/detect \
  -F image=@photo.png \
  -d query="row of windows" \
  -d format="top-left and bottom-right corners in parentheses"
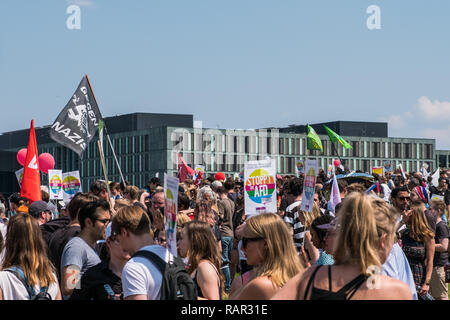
top-left (171, 133), bottom-right (434, 160)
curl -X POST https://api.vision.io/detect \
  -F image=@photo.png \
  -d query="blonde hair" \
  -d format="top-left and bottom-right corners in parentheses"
top-left (112, 205), bottom-right (152, 237)
top-left (177, 212), bottom-right (191, 229)
top-left (430, 199), bottom-right (446, 217)
top-left (297, 202), bottom-right (321, 229)
top-left (2, 213), bottom-right (56, 287)
top-left (407, 206), bottom-right (435, 242)
top-left (245, 213), bottom-right (303, 287)
top-left (333, 192), bottom-right (399, 276)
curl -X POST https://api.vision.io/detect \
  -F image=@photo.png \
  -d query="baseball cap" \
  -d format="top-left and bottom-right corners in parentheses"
top-left (28, 201), bottom-right (51, 216)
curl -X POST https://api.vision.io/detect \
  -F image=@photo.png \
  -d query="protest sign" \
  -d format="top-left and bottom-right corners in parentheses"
top-left (164, 173), bottom-right (179, 257)
top-left (244, 159), bottom-right (277, 216)
top-left (48, 169), bottom-right (63, 200)
top-left (300, 159), bottom-right (319, 212)
top-left (372, 167), bottom-right (383, 176)
top-left (62, 171), bottom-right (82, 203)
top-left (383, 161), bottom-right (392, 172)
top-left (295, 160), bottom-right (304, 177)
top-left (15, 168), bottom-right (24, 187)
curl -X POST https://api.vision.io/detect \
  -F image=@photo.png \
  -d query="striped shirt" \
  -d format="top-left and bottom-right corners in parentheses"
top-left (283, 200), bottom-right (305, 253)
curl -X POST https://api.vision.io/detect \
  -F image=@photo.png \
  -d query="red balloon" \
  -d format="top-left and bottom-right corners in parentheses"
top-left (38, 153), bottom-right (55, 174)
top-left (334, 160), bottom-right (341, 167)
top-left (17, 148), bottom-right (27, 166)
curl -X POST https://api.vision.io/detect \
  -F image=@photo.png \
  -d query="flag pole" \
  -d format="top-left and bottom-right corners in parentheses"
top-left (85, 74), bottom-right (126, 188)
top-left (97, 140), bottom-right (112, 200)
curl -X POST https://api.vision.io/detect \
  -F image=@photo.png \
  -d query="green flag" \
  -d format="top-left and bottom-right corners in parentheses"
top-left (307, 125), bottom-right (323, 152)
top-left (324, 125), bottom-right (352, 149)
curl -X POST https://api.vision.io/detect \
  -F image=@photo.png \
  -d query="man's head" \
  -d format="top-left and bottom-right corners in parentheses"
top-left (337, 179), bottom-right (348, 197)
top-left (111, 205), bottom-right (153, 254)
top-left (211, 180), bottom-right (223, 192)
top-left (66, 192), bottom-right (99, 222)
top-left (89, 180), bottom-right (109, 201)
top-left (223, 179), bottom-right (235, 192)
top-left (289, 177), bottom-right (304, 197)
top-left (438, 177), bottom-right (448, 190)
top-left (391, 186), bottom-right (410, 212)
top-left (77, 200), bottom-right (111, 241)
top-left (28, 201), bottom-right (52, 225)
top-left (151, 191), bottom-right (165, 210)
top-left (124, 185), bottom-right (140, 201)
top-left (109, 182), bottom-right (120, 196)
top-left (148, 177), bottom-right (161, 192)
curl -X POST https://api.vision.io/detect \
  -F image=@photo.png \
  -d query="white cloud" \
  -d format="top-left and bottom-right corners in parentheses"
top-left (417, 96), bottom-right (450, 121)
top-left (381, 96), bottom-right (450, 149)
top-left (67, 0), bottom-right (95, 7)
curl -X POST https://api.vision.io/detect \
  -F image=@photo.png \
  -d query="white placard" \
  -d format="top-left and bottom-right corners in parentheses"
top-left (164, 173), bottom-right (179, 257)
top-left (300, 159), bottom-right (319, 212)
top-left (48, 169), bottom-right (63, 200)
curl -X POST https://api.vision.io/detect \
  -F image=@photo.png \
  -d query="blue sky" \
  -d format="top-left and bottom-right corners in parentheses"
top-left (1, 1), bottom-right (450, 148)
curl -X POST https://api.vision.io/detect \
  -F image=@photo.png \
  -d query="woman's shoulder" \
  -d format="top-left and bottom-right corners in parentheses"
top-left (270, 271), bottom-right (304, 300)
top-left (197, 260), bottom-right (219, 277)
top-left (366, 275), bottom-right (412, 300)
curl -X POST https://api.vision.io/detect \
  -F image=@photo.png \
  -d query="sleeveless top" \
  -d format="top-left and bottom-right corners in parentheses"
top-left (193, 261), bottom-right (222, 300)
top-left (303, 265), bottom-right (367, 300)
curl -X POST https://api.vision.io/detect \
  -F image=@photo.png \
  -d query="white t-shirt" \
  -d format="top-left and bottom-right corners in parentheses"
top-left (122, 245), bottom-right (173, 300)
top-left (0, 270), bottom-right (59, 300)
top-left (0, 223), bottom-right (7, 266)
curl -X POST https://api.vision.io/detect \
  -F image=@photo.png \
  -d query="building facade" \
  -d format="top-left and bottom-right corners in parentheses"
top-left (0, 113), bottom-right (441, 195)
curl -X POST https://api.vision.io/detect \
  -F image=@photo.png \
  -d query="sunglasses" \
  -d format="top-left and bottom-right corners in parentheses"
top-left (242, 237), bottom-right (263, 248)
top-left (95, 218), bottom-right (111, 225)
top-left (398, 196), bottom-right (410, 201)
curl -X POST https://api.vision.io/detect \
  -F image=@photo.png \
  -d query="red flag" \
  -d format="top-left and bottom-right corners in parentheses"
top-left (20, 120), bottom-right (42, 203)
top-left (178, 153), bottom-right (194, 182)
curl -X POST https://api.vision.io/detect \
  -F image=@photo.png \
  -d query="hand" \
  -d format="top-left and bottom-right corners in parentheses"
top-left (419, 283), bottom-right (429, 296)
top-left (402, 209), bottom-right (412, 224)
top-left (235, 222), bottom-right (246, 239)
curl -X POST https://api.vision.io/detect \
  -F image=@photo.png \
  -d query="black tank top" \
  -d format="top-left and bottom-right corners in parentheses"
top-left (303, 265), bottom-right (368, 300)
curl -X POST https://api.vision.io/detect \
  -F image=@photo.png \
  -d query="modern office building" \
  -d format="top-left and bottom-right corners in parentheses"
top-left (0, 112), bottom-right (442, 195)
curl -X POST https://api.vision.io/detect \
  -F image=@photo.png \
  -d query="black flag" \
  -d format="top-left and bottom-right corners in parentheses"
top-left (49, 75), bottom-right (103, 157)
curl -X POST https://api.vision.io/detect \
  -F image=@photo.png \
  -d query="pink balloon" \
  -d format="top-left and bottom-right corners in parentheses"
top-left (38, 153), bottom-right (55, 174)
top-left (334, 160), bottom-right (340, 167)
top-left (17, 148), bottom-right (27, 166)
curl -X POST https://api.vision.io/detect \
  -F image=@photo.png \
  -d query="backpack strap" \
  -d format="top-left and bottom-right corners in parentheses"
top-left (5, 267), bottom-right (37, 299)
top-left (132, 250), bottom-right (167, 275)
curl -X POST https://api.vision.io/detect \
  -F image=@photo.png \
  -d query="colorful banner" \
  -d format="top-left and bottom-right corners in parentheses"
top-left (164, 173), bottom-right (179, 257)
top-left (383, 160), bottom-right (392, 172)
top-left (295, 160), bottom-right (304, 177)
top-left (48, 169), bottom-right (63, 200)
top-left (244, 159), bottom-right (277, 216)
top-left (372, 167), bottom-right (383, 176)
top-left (15, 168), bottom-right (24, 187)
top-left (62, 171), bottom-right (82, 203)
top-left (300, 159), bottom-right (319, 212)
top-left (193, 165), bottom-right (205, 181)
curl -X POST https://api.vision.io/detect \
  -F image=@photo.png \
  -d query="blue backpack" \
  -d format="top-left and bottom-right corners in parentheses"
top-left (5, 267), bottom-right (52, 300)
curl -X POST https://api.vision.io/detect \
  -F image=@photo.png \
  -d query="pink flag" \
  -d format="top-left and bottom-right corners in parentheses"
top-left (178, 153), bottom-right (194, 182)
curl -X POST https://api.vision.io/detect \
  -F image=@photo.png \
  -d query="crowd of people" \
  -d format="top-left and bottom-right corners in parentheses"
top-left (0, 166), bottom-right (448, 300)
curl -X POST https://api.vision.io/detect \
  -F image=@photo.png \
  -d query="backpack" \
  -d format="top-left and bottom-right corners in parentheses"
top-left (5, 267), bottom-right (52, 300)
top-left (132, 250), bottom-right (198, 300)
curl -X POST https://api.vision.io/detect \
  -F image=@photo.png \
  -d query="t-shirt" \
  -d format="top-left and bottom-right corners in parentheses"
top-left (0, 270), bottom-right (59, 300)
top-left (433, 221), bottom-right (449, 267)
top-left (218, 198), bottom-right (235, 238)
top-left (122, 245), bottom-right (173, 300)
top-left (0, 223), bottom-right (7, 265)
top-left (60, 236), bottom-right (101, 296)
top-left (48, 225), bottom-right (81, 281)
top-left (283, 200), bottom-right (305, 253)
top-left (382, 242), bottom-right (418, 300)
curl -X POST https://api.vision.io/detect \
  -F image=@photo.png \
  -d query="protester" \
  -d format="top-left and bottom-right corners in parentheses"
top-left (178, 220), bottom-right (223, 300)
top-left (69, 224), bottom-right (130, 300)
top-left (401, 204), bottom-right (436, 299)
top-left (310, 215), bottom-right (335, 266)
top-left (60, 200), bottom-right (111, 298)
top-left (48, 193), bottom-right (99, 282)
top-left (111, 205), bottom-right (173, 300)
top-left (110, 182), bottom-right (122, 200)
top-left (280, 193), bottom-right (412, 300)
top-left (229, 213), bottom-right (303, 300)
top-left (0, 213), bottom-right (62, 300)
top-left (298, 203), bottom-right (321, 267)
top-left (428, 199), bottom-right (449, 300)
top-left (283, 177), bottom-right (305, 253)
top-left (217, 186), bottom-right (235, 293)
top-left (28, 200), bottom-right (53, 226)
